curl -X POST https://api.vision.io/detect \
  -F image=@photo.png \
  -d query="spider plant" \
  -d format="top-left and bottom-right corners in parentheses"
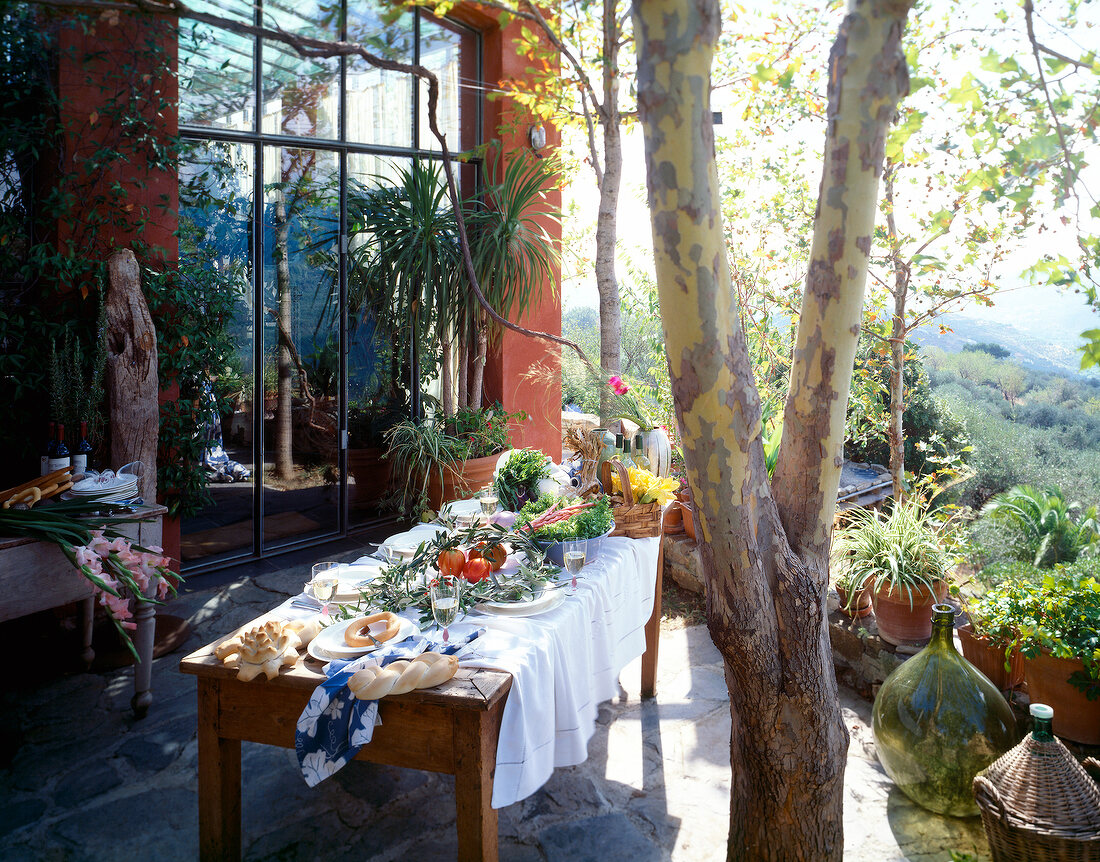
top-left (832, 499), bottom-right (950, 608)
top-left (382, 419), bottom-right (467, 518)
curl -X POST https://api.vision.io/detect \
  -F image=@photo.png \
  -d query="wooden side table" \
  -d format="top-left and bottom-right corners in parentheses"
top-left (0, 503), bottom-right (167, 715)
top-left (180, 630), bottom-right (512, 862)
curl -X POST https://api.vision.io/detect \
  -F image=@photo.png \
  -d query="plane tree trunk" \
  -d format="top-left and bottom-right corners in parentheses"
top-left (633, 0), bottom-right (913, 857)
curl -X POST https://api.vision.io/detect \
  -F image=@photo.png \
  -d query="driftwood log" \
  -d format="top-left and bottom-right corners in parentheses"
top-left (106, 249), bottom-right (159, 503)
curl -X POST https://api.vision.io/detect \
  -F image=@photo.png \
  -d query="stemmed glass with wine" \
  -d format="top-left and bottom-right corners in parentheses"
top-left (430, 576), bottom-right (462, 643)
top-left (562, 538), bottom-right (586, 594)
top-left (311, 561), bottom-right (339, 615)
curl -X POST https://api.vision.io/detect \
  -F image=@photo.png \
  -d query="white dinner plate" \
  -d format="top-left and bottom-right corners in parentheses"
top-left (307, 615), bottom-right (419, 661)
top-left (475, 586), bottom-right (565, 617)
top-left (381, 528), bottom-right (444, 560)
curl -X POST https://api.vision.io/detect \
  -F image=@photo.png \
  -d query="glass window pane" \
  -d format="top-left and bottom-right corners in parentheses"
top-left (346, 153), bottom-right (414, 522)
top-left (346, 3), bottom-right (415, 148)
top-left (179, 21), bottom-right (256, 131)
top-left (177, 140), bottom-right (256, 566)
top-left (261, 1), bottom-right (340, 140)
top-left (418, 16), bottom-right (478, 153)
top-left (261, 145), bottom-right (340, 547)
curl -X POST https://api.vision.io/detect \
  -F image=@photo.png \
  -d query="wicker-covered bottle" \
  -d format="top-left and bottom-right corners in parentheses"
top-left (974, 703), bottom-right (1100, 862)
top-left (872, 604), bottom-right (1018, 816)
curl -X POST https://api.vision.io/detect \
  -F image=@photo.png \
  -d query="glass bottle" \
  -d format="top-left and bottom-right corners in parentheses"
top-left (613, 432), bottom-right (624, 462)
top-left (73, 420), bottom-right (92, 475)
top-left (632, 434), bottom-right (651, 471)
top-left (48, 423), bottom-right (71, 472)
top-left (872, 604), bottom-right (1018, 817)
top-left (620, 438), bottom-right (636, 469)
top-left (41, 421), bottom-right (55, 476)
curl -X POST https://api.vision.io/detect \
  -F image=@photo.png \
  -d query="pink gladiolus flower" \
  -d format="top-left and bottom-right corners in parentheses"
top-left (608, 375), bottom-right (629, 395)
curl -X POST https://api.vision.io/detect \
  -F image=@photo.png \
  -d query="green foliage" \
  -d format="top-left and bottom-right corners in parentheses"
top-left (446, 404), bottom-right (524, 461)
top-left (980, 485), bottom-right (1099, 568)
top-left (493, 448), bottom-right (550, 511)
top-left (832, 500), bottom-right (951, 606)
top-left (962, 342), bottom-right (1011, 359)
top-left (516, 494), bottom-right (613, 542)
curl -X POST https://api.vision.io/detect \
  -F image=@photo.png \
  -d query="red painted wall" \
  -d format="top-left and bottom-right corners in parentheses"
top-left (457, 6), bottom-right (564, 460)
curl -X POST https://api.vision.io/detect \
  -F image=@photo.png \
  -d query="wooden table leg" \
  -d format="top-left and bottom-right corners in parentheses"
top-left (130, 589), bottom-right (157, 717)
top-left (641, 534), bottom-right (665, 699)
top-left (453, 707), bottom-right (502, 862)
top-left (197, 678), bottom-right (241, 862)
top-left (79, 595), bottom-right (95, 669)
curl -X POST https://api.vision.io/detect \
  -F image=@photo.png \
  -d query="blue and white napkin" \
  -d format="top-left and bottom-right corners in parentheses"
top-left (295, 628), bottom-right (483, 787)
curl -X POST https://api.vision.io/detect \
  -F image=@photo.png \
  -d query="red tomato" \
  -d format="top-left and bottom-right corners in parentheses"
top-left (470, 543), bottom-right (507, 572)
top-left (463, 557), bottom-right (493, 584)
top-left (436, 548), bottom-right (467, 578)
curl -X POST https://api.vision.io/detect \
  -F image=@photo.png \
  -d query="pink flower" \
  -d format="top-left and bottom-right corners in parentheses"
top-left (608, 375), bottom-right (629, 395)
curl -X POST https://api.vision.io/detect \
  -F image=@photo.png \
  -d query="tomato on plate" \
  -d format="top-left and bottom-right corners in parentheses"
top-left (436, 548), bottom-right (467, 578)
top-left (470, 543), bottom-right (507, 572)
top-left (463, 557), bottom-right (493, 584)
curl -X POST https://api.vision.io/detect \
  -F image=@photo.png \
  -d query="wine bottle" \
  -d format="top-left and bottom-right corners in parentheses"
top-left (613, 432), bottom-right (624, 462)
top-left (633, 434), bottom-right (651, 471)
top-left (72, 421), bottom-right (92, 475)
top-left (49, 423), bottom-right (71, 472)
top-left (621, 438), bottom-right (636, 469)
top-left (41, 422), bottom-right (55, 476)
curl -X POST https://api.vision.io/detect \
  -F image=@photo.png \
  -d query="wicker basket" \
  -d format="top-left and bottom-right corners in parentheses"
top-left (599, 460), bottom-right (662, 539)
top-left (973, 727), bottom-right (1100, 862)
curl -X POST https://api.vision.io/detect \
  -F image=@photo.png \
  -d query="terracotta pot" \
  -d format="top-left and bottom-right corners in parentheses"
top-left (835, 583), bottom-right (873, 618)
top-left (679, 501), bottom-right (697, 542)
top-left (870, 580), bottom-right (948, 647)
top-left (957, 625), bottom-right (1024, 691)
top-left (347, 447), bottom-right (392, 510)
top-left (426, 453), bottom-right (500, 511)
top-left (1023, 651), bottom-right (1100, 745)
top-left (662, 501), bottom-right (684, 534)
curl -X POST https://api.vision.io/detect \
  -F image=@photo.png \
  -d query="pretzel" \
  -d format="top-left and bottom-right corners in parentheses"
top-left (344, 611), bottom-right (401, 647)
top-left (348, 652), bottom-right (458, 700)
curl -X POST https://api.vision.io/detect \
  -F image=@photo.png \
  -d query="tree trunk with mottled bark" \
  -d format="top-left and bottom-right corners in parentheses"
top-left (596, 0), bottom-right (623, 421)
top-left (633, 0), bottom-right (912, 857)
top-left (105, 249), bottom-right (159, 503)
top-left (274, 190), bottom-right (295, 480)
top-left (883, 171), bottom-right (908, 501)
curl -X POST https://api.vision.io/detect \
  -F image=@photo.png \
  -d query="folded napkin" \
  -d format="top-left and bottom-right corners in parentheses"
top-left (295, 628), bottom-right (483, 787)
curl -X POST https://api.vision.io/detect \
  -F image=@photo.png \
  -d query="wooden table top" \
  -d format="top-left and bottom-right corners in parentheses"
top-left (180, 613), bottom-right (512, 712)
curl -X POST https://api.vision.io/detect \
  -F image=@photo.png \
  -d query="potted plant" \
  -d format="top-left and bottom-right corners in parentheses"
top-left (347, 395), bottom-right (407, 510)
top-left (832, 500), bottom-right (950, 647)
top-left (493, 448), bottom-right (551, 511)
top-left (955, 561), bottom-right (1034, 691)
top-left (1013, 560), bottom-right (1100, 744)
top-left (833, 568), bottom-right (872, 618)
top-left (384, 404), bottom-right (524, 517)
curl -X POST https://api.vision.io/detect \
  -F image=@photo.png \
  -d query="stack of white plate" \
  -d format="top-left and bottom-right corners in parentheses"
top-left (70, 471), bottom-right (140, 503)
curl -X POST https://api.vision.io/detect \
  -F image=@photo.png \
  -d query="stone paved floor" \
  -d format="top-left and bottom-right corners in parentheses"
top-left (0, 545), bottom-right (990, 861)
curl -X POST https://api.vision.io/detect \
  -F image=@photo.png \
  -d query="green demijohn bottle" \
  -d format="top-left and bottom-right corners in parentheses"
top-left (872, 604), bottom-right (1018, 817)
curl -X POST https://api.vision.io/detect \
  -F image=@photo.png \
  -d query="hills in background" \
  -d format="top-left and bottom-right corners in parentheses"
top-left (911, 283), bottom-right (1099, 378)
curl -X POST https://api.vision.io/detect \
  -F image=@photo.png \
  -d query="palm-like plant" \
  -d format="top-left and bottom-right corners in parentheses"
top-left (980, 485), bottom-right (1099, 568)
top-left (347, 160), bottom-right (461, 418)
top-left (459, 148), bottom-right (559, 409)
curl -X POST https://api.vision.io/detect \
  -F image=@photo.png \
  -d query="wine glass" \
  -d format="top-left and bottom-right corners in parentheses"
top-left (479, 490), bottom-right (499, 520)
top-left (562, 538), bottom-right (586, 594)
top-left (311, 561), bottom-right (339, 615)
top-left (430, 576), bottom-right (462, 643)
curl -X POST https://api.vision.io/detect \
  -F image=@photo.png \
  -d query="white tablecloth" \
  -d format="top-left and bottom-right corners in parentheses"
top-left (277, 524), bottom-right (660, 809)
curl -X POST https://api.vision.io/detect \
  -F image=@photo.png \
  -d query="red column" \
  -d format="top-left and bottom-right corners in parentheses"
top-left (457, 7), bottom-right (564, 458)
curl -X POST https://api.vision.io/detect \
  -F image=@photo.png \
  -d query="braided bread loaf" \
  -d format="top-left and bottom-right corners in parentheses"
top-left (348, 652), bottom-right (458, 700)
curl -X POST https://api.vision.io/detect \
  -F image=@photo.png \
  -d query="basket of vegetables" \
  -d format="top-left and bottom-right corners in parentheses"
top-left (599, 460), bottom-right (676, 538)
top-left (516, 495), bottom-right (614, 566)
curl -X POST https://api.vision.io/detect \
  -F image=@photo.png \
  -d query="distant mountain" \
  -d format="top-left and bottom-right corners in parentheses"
top-left (911, 284), bottom-right (1099, 378)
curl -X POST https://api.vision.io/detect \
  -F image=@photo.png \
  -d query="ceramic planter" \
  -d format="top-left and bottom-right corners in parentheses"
top-left (347, 447), bottom-right (392, 510)
top-left (835, 582), bottom-right (873, 618)
top-left (957, 625), bottom-right (1024, 691)
top-left (679, 500), bottom-right (697, 542)
top-left (1023, 651), bottom-right (1100, 745)
top-left (662, 502), bottom-right (684, 534)
top-left (426, 453), bottom-right (500, 511)
top-left (639, 427), bottom-right (673, 477)
top-left (870, 580), bottom-right (949, 647)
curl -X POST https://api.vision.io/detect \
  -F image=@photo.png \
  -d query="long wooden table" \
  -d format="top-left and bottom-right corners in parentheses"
top-left (181, 538), bottom-right (664, 862)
